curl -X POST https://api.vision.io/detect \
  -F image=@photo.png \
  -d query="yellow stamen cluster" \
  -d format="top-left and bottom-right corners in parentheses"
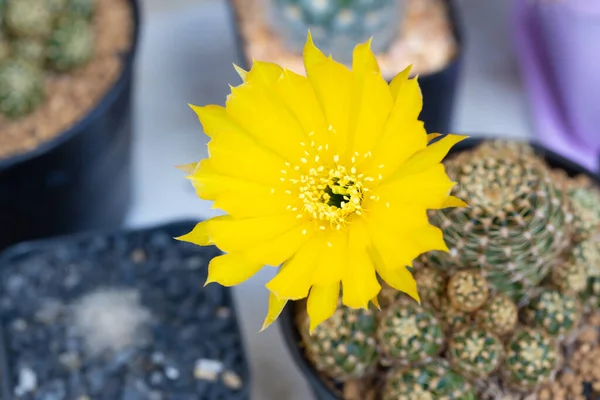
top-left (278, 132), bottom-right (383, 231)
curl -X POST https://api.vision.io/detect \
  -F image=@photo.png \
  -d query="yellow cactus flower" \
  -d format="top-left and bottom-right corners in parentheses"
top-left (177, 32), bottom-right (468, 333)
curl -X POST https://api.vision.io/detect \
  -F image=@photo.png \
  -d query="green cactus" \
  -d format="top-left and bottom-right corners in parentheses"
top-left (298, 304), bottom-right (378, 381)
top-left (550, 258), bottom-right (587, 295)
top-left (523, 290), bottom-right (581, 337)
top-left (425, 140), bottom-right (572, 304)
top-left (581, 275), bottom-right (600, 314)
top-left (0, 37), bottom-right (9, 61)
top-left (382, 359), bottom-right (476, 400)
top-left (45, 0), bottom-right (68, 14)
top-left (447, 269), bottom-right (490, 312)
top-left (269, 0), bottom-right (402, 63)
top-left (504, 328), bottom-right (559, 391)
top-left (447, 327), bottom-right (503, 379)
top-left (10, 38), bottom-right (46, 67)
top-left (474, 293), bottom-right (518, 337)
top-left (377, 296), bottom-right (443, 365)
top-left (572, 238), bottom-right (600, 280)
top-left (437, 298), bottom-right (472, 333)
top-left (0, 58), bottom-right (45, 118)
top-left (65, 0), bottom-right (94, 19)
top-left (562, 173), bottom-right (600, 241)
top-left (46, 15), bottom-right (94, 71)
top-left (5, 0), bottom-right (53, 38)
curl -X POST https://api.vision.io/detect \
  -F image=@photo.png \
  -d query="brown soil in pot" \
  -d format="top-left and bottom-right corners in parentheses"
top-left (230, 0), bottom-right (458, 80)
top-left (0, 0), bottom-right (133, 160)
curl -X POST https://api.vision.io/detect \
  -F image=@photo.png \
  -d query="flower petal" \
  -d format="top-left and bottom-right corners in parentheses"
top-left (205, 252), bottom-right (264, 287)
top-left (369, 245), bottom-right (420, 303)
top-left (307, 283), bottom-right (340, 333)
top-left (245, 61), bottom-right (284, 86)
top-left (260, 291), bottom-right (288, 332)
top-left (427, 133), bottom-right (442, 143)
top-left (303, 31), bottom-right (327, 73)
top-left (440, 195), bottom-right (468, 209)
top-left (266, 236), bottom-right (324, 300)
top-left (233, 64), bottom-right (247, 81)
top-left (342, 219), bottom-right (381, 309)
top-left (388, 65), bottom-right (413, 101)
top-left (348, 39), bottom-right (393, 157)
top-left (312, 230), bottom-right (347, 285)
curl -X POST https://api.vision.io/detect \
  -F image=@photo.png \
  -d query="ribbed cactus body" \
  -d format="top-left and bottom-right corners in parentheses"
top-left (448, 327), bottom-right (503, 379)
top-left (47, 15), bottom-right (95, 71)
top-left (447, 269), bottom-right (489, 312)
top-left (474, 293), bottom-right (518, 337)
top-left (5, 0), bottom-right (53, 38)
top-left (0, 59), bottom-right (45, 118)
top-left (523, 290), bottom-right (581, 337)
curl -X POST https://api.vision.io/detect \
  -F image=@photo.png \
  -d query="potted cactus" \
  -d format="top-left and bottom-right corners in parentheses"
top-left (0, 220), bottom-right (251, 400)
top-left (279, 138), bottom-right (600, 399)
top-left (0, 0), bottom-right (140, 250)
top-left (226, 0), bottom-right (463, 136)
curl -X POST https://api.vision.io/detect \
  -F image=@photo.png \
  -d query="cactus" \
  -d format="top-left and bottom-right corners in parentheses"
top-left (437, 298), bottom-right (472, 333)
top-left (46, 15), bottom-right (95, 71)
top-left (382, 359), bottom-right (476, 400)
top-left (10, 38), bottom-right (46, 67)
top-left (45, 0), bottom-right (68, 14)
top-left (298, 304), bottom-right (378, 381)
top-left (377, 296), bottom-right (443, 365)
top-left (560, 173), bottom-right (600, 241)
top-left (504, 328), bottom-right (559, 391)
top-left (572, 238), bottom-right (600, 280)
top-left (414, 265), bottom-right (446, 310)
top-left (268, 0), bottom-right (402, 63)
top-left (0, 58), bottom-right (45, 118)
top-left (426, 140), bottom-right (572, 304)
top-left (550, 258), bottom-right (587, 294)
top-left (0, 36), bottom-right (9, 61)
top-left (65, 0), bottom-right (94, 19)
top-left (447, 269), bottom-right (490, 312)
top-left (447, 327), bottom-right (503, 379)
top-left (474, 293), bottom-right (518, 337)
top-left (5, 0), bottom-right (53, 38)
top-left (581, 275), bottom-right (600, 314)
top-left (523, 290), bottom-right (581, 337)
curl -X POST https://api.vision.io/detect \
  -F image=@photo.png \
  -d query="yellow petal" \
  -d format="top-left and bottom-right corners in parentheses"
top-left (245, 61), bottom-right (284, 86)
top-left (205, 252), bottom-right (264, 287)
top-left (312, 230), bottom-right (347, 285)
top-left (439, 195), bottom-right (468, 209)
top-left (348, 39), bottom-right (393, 156)
top-left (240, 222), bottom-right (314, 266)
top-left (427, 133), bottom-right (442, 143)
top-left (304, 53), bottom-right (353, 158)
top-left (266, 236), bottom-right (324, 300)
top-left (370, 295), bottom-right (381, 310)
top-left (369, 245), bottom-right (420, 303)
top-left (307, 283), bottom-right (340, 333)
top-left (389, 65), bottom-right (413, 100)
top-left (175, 161), bottom-right (199, 174)
top-left (342, 219), bottom-right (381, 309)
top-left (260, 291), bottom-right (288, 332)
top-left (303, 31), bottom-right (327, 73)
top-left (377, 163), bottom-right (457, 209)
top-left (226, 83), bottom-right (307, 162)
top-left (233, 64), bottom-right (247, 81)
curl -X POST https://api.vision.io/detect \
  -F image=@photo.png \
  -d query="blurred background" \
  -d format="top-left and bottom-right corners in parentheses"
top-left (1, 0), bottom-right (598, 398)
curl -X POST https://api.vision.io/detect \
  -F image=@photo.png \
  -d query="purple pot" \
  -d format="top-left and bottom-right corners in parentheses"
top-left (513, 0), bottom-right (600, 172)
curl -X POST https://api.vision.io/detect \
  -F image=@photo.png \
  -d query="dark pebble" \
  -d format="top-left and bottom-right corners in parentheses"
top-left (85, 367), bottom-right (106, 395)
top-left (35, 379), bottom-right (66, 400)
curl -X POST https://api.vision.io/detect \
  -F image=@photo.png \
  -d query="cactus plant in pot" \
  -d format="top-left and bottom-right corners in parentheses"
top-left (0, 0), bottom-right (141, 250)
top-left (226, 0), bottom-right (463, 135)
top-left (279, 137), bottom-right (600, 400)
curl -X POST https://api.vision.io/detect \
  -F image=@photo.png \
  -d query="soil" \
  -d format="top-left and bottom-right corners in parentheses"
top-left (230, 0), bottom-right (457, 80)
top-left (0, 0), bottom-right (133, 161)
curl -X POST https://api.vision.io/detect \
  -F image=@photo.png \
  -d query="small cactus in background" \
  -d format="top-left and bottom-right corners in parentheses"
top-left (413, 265), bottom-right (446, 310)
top-left (572, 238), bottom-right (600, 280)
top-left (269, 0), bottom-right (402, 63)
top-left (45, 0), bottom-right (68, 13)
top-left (377, 296), bottom-right (443, 365)
top-left (523, 290), bottom-right (581, 337)
top-left (474, 293), bottom-right (518, 337)
top-left (0, 36), bottom-right (9, 61)
top-left (298, 304), bottom-right (379, 381)
top-left (5, 0), bottom-right (53, 38)
top-left (65, 0), bottom-right (95, 19)
top-left (437, 297), bottom-right (472, 333)
top-left (381, 359), bottom-right (476, 400)
top-left (426, 140), bottom-right (572, 304)
top-left (581, 275), bottom-right (600, 314)
top-left (47, 15), bottom-right (95, 71)
top-left (561, 173), bottom-right (600, 241)
top-left (550, 258), bottom-right (588, 294)
top-left (10, 38), bottom-right (46, 67)
top-left (504, 328), bottom-right (559, 391)
top-left (0, 59), bottom-right (45, 118)
top-left (447, 269), bottom-right (490, 312)
top-left (447, 327), bottom-right (504, 379)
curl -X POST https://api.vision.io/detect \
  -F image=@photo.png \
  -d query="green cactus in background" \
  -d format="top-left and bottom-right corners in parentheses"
top-left (5, 0), bottom-right (53, 38)
top-left (558, 172), bottom-right (600, 241)
top-left (46, 15), bottom-right (94, 71)
top-left (580, 275), bottom-right (600, 314)
top-left (447, 269), bottom-right (490, 312)
top-left (437, 297), bottom-right (472, 333)
top-left (377, 296), bottom-right (443, 365)
top-left (504, 328), bottom-right (559, 391)
top-left (0, 58), bottom-right (45, 118)
top-left (550, 258), bottom-right (588, 295)
top-left (447, 327), bottom-right (503, 379)
top-left (65, 0), bottom-right (94, 19)
top-left (474, 293), bottom-right (518, 337)
top-left (425, 140), bottom-right (572, 304)
top-left (382, 359), bottom-right (476, 400)
top-left (269, 0), bottom-right (402, 63)
top-left (298, 304), bottom-right (379, 381)
top-left (572, 238), bottom-right (600, 280)
top-left (0, 36), bottom-right (9, 61)
top-left (380, 265), bottom-right (446, 310)
top-left (10, 38), bottom-right (46, 67)
top-left (523, 290), bottom-right (581, 337)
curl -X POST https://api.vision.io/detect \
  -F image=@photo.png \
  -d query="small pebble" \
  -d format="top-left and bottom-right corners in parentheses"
top-left (131, 249), bottom-right (147, 264)
top-left (149, 371), bottom-right (164, 386)
top-left (14, 366), bottom-right (38, 395)
top-left (165, 366), bottom-right (180, 380)
top-left (222, 370), bottom-right (243, 390)
top-left (151, 352), bottom-right (165, 364)
top-left (58, 352), bottom-right (81, 370)
top-left (216, 307), bottom-right (231, 319)
top-left (12, 318), bottom-right (28, 332)
top-left (194, 359), bottom-right (223, 381)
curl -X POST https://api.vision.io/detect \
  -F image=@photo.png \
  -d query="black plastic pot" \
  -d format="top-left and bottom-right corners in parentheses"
top-left (0, 0), bottom-right (142, 252)
top-left (278, 136), bottom-right (600, 400)
top-left (0, 220), bottom-right (251, 400)
top-left (225, 0), bottom-right (463, 137)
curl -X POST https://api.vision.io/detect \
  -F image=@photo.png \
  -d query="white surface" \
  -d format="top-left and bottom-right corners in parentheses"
top-left (126, 1), bottom-right (532, 399)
